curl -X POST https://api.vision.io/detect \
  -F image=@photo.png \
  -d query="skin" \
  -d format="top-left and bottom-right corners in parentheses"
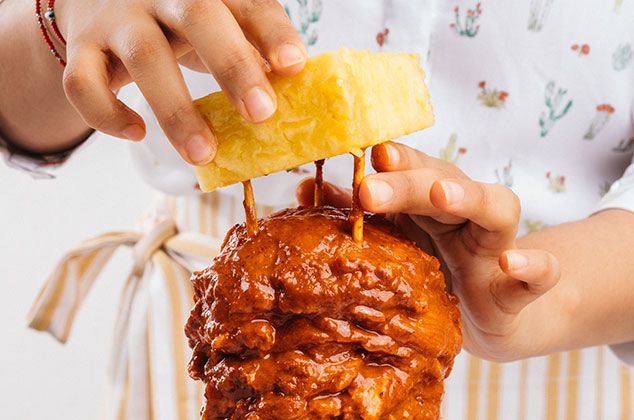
top-left (297, 142), bottom-right (634, 362)
top-left (0, 0), bottom-right (306, 163)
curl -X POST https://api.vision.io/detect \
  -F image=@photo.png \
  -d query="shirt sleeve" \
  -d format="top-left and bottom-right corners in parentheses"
top-left (0, 131), bottom-right (89, 179)
top-left (593, 154), bottom-right (634, 367)
top-left (595, 156), bottom-right (634, 214)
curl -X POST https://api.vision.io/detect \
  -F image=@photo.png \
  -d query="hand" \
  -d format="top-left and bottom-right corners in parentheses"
top-left (55, 0), bottom-right (306, 164)
top-left (297, 142), bottom-right (561, 361)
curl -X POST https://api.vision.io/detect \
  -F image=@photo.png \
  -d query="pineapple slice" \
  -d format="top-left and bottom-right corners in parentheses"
top-left (194, 47), bottom-right (433, 192)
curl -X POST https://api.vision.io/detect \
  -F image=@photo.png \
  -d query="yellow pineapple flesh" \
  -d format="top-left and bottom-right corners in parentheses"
top-left (194, 47), bottom-right (434, 192)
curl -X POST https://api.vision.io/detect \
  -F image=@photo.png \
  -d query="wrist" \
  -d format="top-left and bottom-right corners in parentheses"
top-left (511, 283), bottom-right (580, 357)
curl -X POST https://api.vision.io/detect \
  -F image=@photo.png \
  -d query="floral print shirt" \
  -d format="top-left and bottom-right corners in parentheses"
top-left (3, 0), bottom-right (634, 233)
top-left (125, 0), bottom-right (634, 237)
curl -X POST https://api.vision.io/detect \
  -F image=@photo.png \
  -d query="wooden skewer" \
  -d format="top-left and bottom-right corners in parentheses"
top-left (314, 159), bottom-right (325, 206)
top-left (350, 150), bottom-right (366, 246)
top-left (242, 180), bottom-right (258, 238)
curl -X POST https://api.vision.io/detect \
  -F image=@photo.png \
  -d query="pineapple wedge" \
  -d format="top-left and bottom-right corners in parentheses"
top-left (194, 47), bottom-right (433, 192)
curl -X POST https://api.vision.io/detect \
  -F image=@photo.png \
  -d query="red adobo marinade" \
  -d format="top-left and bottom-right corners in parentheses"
top-left (185, 206), bottom-right (462, 420)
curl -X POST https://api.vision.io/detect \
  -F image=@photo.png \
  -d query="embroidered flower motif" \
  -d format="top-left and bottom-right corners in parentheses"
top-left (284, 0), bottom-right (323, 46)
top-left (286, 166), bottom-right (311, 175)
top-left (546, 172), bottom-right (566, 193)
top-left (528, 0), bottom-right (554, 32)
top-left (477, 81), bottom-right (509, 108)
top-left (451, 3), bottom-right (482, 37)
top-left (539, 81), bottom-right (573, 137)
top-left (612, 43), bottom-right (633, 71)
top-left (376, 28), bottom-right (390, 47)
top-left (495, 161), bottom-right (513, 187)
top-left (570, 44), bottom-right (590, 55)
top-left (439, 134), bottom-right (467, 164)
top-left (584, 104), bottom-right (615, 140)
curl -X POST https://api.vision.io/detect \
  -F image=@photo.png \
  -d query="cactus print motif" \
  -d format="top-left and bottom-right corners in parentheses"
top-left (612, 44), bottom-right (633, 71)
top-left (439, 134), bottom-right (467, 164)
top-left (571, 44), bottom-right (590, 56)
top-left (477, 81), bottom-right (509, 108)
top-left (539, 81), bottom-right (572, 137)
top-left (284, 0), bottom-right (322, 46)
top-left (495, 161), bottom-right (513, 187)
top-left (528, 0), bottom-right (554, 32)
top-left (524, 219), bottom-right (549, 233)
top-left (612, 137), bottom-right (634, 152)
top-left (615, 0), bottom-right (624, 12)
top-left (450, 3), bottom-right (482, 37)
top-left (546, 172), bottom-right (566, 193)
top-left (584, 104), bottom-right (615, 140)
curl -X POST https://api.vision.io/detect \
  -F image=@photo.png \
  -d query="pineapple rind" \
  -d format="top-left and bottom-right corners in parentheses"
top-left (194, 48), bottom-right (433, 192)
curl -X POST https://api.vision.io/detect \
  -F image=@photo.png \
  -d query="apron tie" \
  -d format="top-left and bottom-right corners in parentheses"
top-left (26, 216), bottom-right (221, 343)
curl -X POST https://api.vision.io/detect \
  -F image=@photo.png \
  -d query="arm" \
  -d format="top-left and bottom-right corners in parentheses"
top-left (0, 0), bottom-right (306, 163)
top-left (0, 0), bottom-right (88, 154)
top-left (514, 208), bottom-right (634, 355)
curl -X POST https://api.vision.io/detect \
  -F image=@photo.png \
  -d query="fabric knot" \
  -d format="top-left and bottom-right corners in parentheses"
top-left (131, 218), bottom-right (177, 277)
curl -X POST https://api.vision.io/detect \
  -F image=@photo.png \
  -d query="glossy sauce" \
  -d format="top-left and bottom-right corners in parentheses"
top-left (186, 207), bottom-right (462, 420)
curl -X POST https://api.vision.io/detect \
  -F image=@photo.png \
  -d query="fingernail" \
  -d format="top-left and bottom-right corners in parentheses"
top-left (440, 181), bottom-right (465, 205)
top-left (122, 124), bottom-right (145, 141)
top-left (384, 143), bottom-right (400, 166)
top-left (186, 135), bottom-right (214, 165)
top-left (367, 179), bottom-right (393, 205)
top-left (278, 44), bottom-right (305, 67)
top-left (507, 252), bottom-right (529, 270)
top-left (244, 87), bottom-right (275, 122)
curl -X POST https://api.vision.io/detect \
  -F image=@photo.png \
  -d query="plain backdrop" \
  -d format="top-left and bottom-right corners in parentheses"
top-left (0, 136), bottom-right (153, 419)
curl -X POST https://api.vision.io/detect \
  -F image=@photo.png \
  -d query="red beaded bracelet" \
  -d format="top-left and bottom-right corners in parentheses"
top-left (35, 0), bottom-right (66, 67)
top-left (44, 0), bottom-right (66, 46)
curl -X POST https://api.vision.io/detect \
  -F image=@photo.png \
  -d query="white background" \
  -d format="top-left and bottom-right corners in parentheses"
top-left (0, 138), bottom-right (152, 419)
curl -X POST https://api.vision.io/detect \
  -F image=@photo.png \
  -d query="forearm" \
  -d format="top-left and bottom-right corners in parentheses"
top-left (0, 0), bottom-right (90, 154)
top-left (517, 208), bottom-right (634, 355)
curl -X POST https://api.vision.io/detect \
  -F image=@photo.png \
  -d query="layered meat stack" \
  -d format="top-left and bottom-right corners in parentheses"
top-left (185, 207), bottom-right (462, 420)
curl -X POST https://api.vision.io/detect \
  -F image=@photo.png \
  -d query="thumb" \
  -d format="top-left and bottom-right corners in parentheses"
top-left (494, 249), bottom-right (561, 314)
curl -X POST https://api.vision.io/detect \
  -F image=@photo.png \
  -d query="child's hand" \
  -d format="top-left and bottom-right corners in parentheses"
top-left (56, 0), bottom-right (306, 165)
top-left (297, 142), bottom-right (561, 361)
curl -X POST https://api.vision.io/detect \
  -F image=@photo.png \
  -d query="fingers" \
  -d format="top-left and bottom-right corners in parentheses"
top-left (63, 46), bottom-right (147, 142)
top-left (110, 20), bottom-right (216, 165)
top-left (359, 170), bottom-right (467, 224)
top-left (223, 0), bottom-right (307, 76)
top-left (371, 142), bottom-right (467, 178)
top-left (430, 179), bottom-right (520, 238)
top-left (296, 178), bottom-right (353, 208)
top-left (494, 249), bottom-right (561, 313)
top-left (166, 0), bottom-right (277, 123)
top-left (367, 141), bottom-right (520, 244)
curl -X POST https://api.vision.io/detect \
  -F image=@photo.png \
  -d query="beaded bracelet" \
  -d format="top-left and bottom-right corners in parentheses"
top-left (35, 0), bottom-right (66, 67)
top-left (45, 0), bottom-right (66, 46)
